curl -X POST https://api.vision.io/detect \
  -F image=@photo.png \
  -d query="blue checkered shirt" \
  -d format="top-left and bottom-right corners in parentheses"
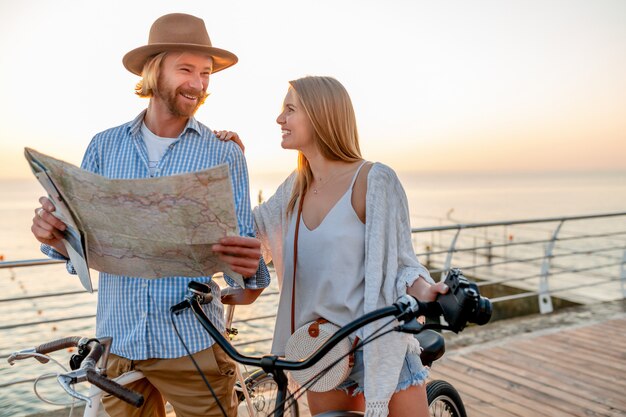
top-left (42, 110), bottom-right (270, 359)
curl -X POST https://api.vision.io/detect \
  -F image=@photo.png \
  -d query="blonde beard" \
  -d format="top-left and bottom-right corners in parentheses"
top-left (157, 85), bottom-right (209, 118)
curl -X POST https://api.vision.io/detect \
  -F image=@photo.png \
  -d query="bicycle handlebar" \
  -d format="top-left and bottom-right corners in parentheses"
top-left (7, 336), bottom-right (85, 365)
top-left (7, 336), bottom-right (144, 408)
top-left (36, 336), bottom-right (83, 355)
top-left (86, 368), bottom-right (144, 408)
top-left (179, 291), bottom-right (432, 373)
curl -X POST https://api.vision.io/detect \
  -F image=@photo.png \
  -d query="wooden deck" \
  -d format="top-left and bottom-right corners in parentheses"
top-left (430, 316), bottom-right (626, 416)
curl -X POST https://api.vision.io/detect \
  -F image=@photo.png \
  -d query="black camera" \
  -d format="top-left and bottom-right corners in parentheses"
top-left (436, 268), bottom-right (492, 332)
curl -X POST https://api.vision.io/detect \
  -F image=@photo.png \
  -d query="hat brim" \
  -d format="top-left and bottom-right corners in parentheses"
top-left (123, 43), bottom-right (238, 76)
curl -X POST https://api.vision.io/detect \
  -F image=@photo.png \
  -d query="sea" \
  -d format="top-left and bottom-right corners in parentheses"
top-left (1, 170), bottom-right (625, 416)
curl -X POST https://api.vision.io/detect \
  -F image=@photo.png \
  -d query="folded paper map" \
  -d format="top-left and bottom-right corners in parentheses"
top-left (25, 147), bottom-right (244, 292)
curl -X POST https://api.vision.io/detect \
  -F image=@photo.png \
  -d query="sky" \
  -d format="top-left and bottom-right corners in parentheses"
top-left (0, 0), bottom-right (625, 180)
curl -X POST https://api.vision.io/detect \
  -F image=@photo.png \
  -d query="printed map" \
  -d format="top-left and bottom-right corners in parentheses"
top-left (25, 147), bottom-right (244, 292)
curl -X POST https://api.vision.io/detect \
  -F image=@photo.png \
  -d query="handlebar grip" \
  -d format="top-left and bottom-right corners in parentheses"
top-left (36, 336), bottom-right (82, 354)
top-left (80, 340), bottom-right (104, 369)
top-left (396, 296), bottom-right (443, 322)
top-left (417, 301), bottom-right (443, 317)
top-left (86, 368), bottom-right (144, 408)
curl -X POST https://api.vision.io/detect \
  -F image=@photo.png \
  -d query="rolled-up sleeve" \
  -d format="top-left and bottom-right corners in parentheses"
top-left (223, 255), bottom-right (271, 289)
top-left (40, 244), bottom-right (76, 275)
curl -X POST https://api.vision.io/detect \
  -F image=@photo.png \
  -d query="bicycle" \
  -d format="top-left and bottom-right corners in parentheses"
top-left (170, 269), bottom-right (490, 417)
top-left (8, 268), bottom-right (488, 417)
top-left (5, 325), bottom-right (456, 417)
top-left (6, 302), bottom-right (297, 417)
top-left (226, 302), bottom-right (460, 417)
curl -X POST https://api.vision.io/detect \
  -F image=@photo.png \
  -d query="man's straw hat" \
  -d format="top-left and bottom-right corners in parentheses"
top-left (123, 13), bottom-right (238, 76)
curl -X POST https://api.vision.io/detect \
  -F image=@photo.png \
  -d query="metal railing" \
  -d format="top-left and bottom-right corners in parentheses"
top-left (1, 211), bottom-right (625, 392)
top-left (411, 211), bottom-right (626, 313)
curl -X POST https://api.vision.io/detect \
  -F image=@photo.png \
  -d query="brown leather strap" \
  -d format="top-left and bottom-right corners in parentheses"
top-left (349, 337), bottom-right (360, 367)
top-left (307, 318), bottom-right (329, 337)
top-left (291, 192), bottom-right (305, 334)
top-left (308, 319), bottom-right (360, 366)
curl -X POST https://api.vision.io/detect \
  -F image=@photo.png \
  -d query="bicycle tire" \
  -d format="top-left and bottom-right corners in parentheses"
top-left (427, 380), bottom-right (467, 417)
top-left (238, 370), bottom-right (299, 417)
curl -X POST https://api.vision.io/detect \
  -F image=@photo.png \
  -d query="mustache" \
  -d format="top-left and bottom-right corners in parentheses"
top-left (179, 88), bottom-right (209, 100)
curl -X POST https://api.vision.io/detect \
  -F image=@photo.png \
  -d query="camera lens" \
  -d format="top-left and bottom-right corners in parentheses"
top-left (473, 296), bottom-right (493, 325)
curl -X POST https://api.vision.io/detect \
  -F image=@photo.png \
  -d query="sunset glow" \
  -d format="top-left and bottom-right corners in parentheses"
top-left (1, 0), bottom-right (625, 179)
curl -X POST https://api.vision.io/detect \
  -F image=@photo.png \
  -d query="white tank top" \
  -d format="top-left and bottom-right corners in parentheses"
top-left (272, 162), bottom-right (367, 355)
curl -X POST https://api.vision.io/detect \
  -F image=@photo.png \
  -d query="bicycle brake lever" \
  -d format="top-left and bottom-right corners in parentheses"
top-left (397, 319), bottom-right (424, 334)
top-left (170, 298), bottom-right (191, 314)
top-left (58, 370), bottom-right (92, 406)
top-left (171, 289), bottom-right (213, 315)
top-left (396, 294), bottom-right (421, 321)
top-left (7, 348), bottom-right (50, 365)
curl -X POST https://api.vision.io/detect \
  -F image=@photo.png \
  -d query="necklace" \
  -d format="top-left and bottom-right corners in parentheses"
top-left (311, 166), bottom-right (352, 194)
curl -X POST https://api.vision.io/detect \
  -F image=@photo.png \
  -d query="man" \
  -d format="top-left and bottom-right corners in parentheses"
top-left (30, 13), bottom-right (269, 417)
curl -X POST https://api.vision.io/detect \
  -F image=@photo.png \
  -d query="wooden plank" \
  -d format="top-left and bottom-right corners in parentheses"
top-left (450, 354), bottom-right (616, 415)
top-left (575, 319), bottom-right (626, 338)
top-left (543, 335), bottom-right (626, 370)
top-left (456, 394), bottom-right (520, 417)
top-left (519, 339), bottom-right (626, 378)
top-left (551, 326), bottom-right (626, 355)
top-left (468, 347), bottom-right (626, 411)
top-left (502, 346), bottom-right (626, 400)
top-left (563, 319), bottom-right (626, 337)
top-left (518, 332), bottom-right (626, 373)
top-left (429, 316), bottom-right (626, 417)
top-left (552, 320), bottom-right (626, 348)
top-left (437, 357), bottom-right (598, 417)
top-left (505, 341), bottom-right (626, 387)
top-left (432, 361), bottom-right (573, 417)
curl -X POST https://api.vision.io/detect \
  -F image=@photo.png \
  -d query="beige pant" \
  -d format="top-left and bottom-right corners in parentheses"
top-left (102, 345), bottom-right (237, 417)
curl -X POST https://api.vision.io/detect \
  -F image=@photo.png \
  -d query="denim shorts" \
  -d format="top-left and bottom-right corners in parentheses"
top-left (335, 349), bottom-right (429, 395)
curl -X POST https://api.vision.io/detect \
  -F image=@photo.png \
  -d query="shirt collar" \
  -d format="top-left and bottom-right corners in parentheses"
top-left (128, 109), bottom-right (202, 138)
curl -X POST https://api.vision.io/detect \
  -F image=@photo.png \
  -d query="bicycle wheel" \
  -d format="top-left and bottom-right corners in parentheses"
top-left (426, 380), bottom-right (467, 417)
top-left (238, 370), bottom-right (299, 417)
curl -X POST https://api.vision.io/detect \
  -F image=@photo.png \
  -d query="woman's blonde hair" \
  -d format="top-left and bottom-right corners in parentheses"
top-left (134, 52), bottom-right (169, 98)
top-left (286, 76), bottom-right (362, 215)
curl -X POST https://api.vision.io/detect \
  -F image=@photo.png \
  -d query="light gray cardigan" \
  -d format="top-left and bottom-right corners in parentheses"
top-left (253, 163), bottom-right (433, 417)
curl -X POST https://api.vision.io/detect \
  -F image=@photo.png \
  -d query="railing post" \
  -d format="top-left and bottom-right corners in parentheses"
top-left (424, 245), bottom-right (432, 269)
top-left (473, 236), bottom-right (477, 266)
top-left (503, 225), bottom-right (508, 265)
top-left (443, 228), bottom-right (462, 274)
top-left (620, 249), bottom-right (626, 298)
top-left (538, 220), bottom-right (564, 314)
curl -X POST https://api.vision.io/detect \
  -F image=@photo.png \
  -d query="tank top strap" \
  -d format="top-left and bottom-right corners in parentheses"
top-left (349, 160), bottom-right (369, 188)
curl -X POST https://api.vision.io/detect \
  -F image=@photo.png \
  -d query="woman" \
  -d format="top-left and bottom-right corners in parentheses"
top-left (217, 76), bottom-right (446, 417)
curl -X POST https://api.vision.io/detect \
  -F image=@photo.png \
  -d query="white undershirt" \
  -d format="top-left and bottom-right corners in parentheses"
top-left (141, 122), bottom-right (178, 176)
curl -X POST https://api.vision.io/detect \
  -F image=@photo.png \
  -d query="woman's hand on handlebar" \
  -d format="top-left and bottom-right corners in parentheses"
top-left (407, 275), bottom-right (448, 302)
